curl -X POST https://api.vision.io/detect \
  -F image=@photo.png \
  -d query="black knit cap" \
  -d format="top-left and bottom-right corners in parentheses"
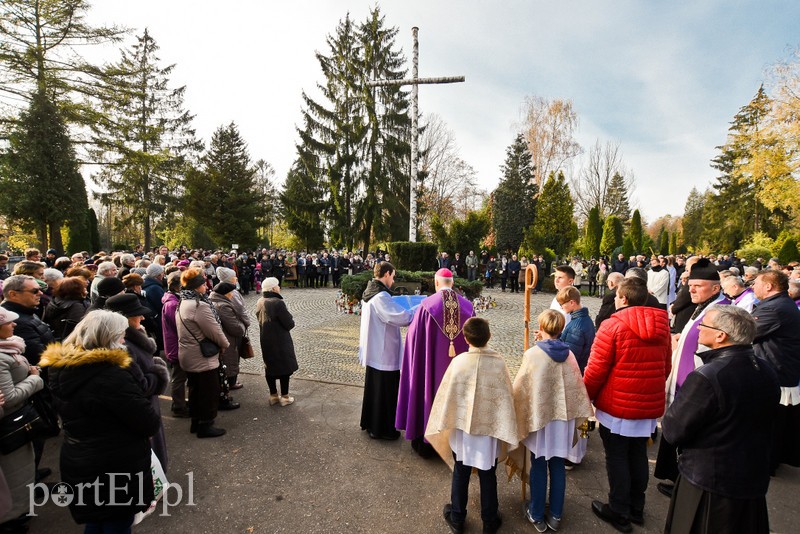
top-left (213, 282), bottom-right (236, 295)
top-left (688, 258), bottom-right (720, 281)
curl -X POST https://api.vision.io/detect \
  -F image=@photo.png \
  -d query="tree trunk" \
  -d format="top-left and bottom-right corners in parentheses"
top-left (49, 223), bottom-right (63, 255)
top-left (37, 222), bottom-right (48, 251)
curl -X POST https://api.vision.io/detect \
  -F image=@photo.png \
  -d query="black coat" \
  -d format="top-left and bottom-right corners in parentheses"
top-left (752, 292), bottom-right (800, 386)
top-left (662, 345), bottom-right (779, 499)
top-left (595, 289), bottom-right (617, 328)
top-left (257, 292), bottom-right (298, 377)
top-left (1, 301), bottom-right (54, 365)
top-left (44, 297), bottom-right (89, 341)
top-left (40, 344), bottom-right (160, 524)
top-left (670, 284), bottom-right (696, 334)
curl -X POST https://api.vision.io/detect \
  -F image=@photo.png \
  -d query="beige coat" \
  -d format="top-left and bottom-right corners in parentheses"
top-left (176, 298), bottom-right (229, 373)
top-left (425, 346), bottom-right (518, 468)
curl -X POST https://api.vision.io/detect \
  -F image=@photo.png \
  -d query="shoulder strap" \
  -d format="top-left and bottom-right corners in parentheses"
top-left (177, 302), bottom-right (203, 344)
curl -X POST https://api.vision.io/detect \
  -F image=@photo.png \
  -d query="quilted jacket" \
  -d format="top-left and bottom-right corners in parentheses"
top-left (584, 305), bottom-right (671, 419)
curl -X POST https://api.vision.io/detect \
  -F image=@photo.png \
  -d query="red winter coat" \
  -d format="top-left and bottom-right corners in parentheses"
top-left (583, 305), bottom-right (671, 420)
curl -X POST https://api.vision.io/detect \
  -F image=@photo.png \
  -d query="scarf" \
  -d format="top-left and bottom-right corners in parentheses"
top-left (0, 335), bottom-right (26, 359)
top-left (179, 289), bottom-right (221, 324)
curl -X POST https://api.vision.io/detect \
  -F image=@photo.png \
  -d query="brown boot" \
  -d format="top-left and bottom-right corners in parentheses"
top-left (269, 393), bottom-right (280, 406)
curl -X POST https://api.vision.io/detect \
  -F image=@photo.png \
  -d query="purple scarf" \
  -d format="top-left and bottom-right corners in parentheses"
top-left (675, 293), bottom-right (729, 389)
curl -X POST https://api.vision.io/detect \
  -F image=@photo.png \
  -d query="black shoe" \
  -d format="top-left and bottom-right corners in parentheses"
top-left (657, 482), bottom-right (674, 498)
top-left (483, 512), bottom-right (502, 533)
top-left (591, 501), bottom-right (632, 533)
top-left (443, 504), bottom-right (465, 534)
top-left (218, 399), bottom-right (241, 410)
top-left (368, 430), bottom-right (400, 440)
top-left (630, 510), bottom-right (644, 525)
top-left (35, 467), bottom-right (52, 481)
top-left (196, 422), bottom-right (226, 438)
top-left (190, 419), bottom-right (198, 434)
top-left (172, 407), bottom-right (191, 418)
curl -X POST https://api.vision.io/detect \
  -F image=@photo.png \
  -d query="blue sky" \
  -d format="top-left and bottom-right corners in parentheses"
top-left (85, 1), bottom-right (800, 224)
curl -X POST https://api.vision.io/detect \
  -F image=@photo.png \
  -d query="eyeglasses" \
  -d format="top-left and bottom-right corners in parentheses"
top-left (698, 322), bottom-right (727, 334)
top-left (18, 287), bottom-right (42, 294)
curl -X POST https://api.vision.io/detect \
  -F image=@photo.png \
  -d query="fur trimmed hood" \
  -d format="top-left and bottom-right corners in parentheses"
top-left (39, 343), bottom-right (132, 369)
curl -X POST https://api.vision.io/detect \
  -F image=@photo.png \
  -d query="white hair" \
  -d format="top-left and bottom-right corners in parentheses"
top-left (64, 310), bottom-right (127, 350)
top-left (97, 262), bottom-right (117, 275)
top-left (43, 268), bottom-right (64, 284)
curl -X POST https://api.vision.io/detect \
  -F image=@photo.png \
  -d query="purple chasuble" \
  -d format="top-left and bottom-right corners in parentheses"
top-left (675, 293), bottom-right (730, 389)
top-left (395, 289), bottom-right (474, 441)
top-left (734, 287), bottom-right (754, 305)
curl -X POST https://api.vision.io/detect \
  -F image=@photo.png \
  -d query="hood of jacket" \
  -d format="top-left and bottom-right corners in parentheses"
top-left (613, 305), bottom-right (670, 342)
top-left (362, 280), bottom-right (391, 302)
top-left (162, 291), bottom-right (179, 306)
top-left (537, 339), bottom-right (570, 362)
top-left (39, 343), bottom-right (132, 398)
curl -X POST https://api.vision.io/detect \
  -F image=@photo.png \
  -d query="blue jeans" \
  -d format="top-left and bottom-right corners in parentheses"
top-left (450, 454), bottom-right (500, 527)
top-left (529, 454), bottom-right (566, 521)
top-left (84, 515), bottom-right (134, 534)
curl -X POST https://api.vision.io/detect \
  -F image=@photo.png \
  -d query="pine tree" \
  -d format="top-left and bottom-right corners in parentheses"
top-left (629, 209), bottom-right (643, 254)
top-left (87, 208), bottom-right (101, 253)
top-left (600, 215), bottom-right (623, 257)
top-left (681, 188), bottom-right (704, 251)
top-left (91, 29), bottom-right (201, 250)
top-left (0, 88), bottom-right (87, 251)
top-left (185, 123), bottom-right (264, 249)
top-left (281, 127), bottom-right (327, 252)
top-left (606, 172), bottom-right (631, 223)
top-left (669, 232), bottom-right (678, 255)
top-left (0, 0), bottom-right (126, 131)
top-left (492, 134), bottom-right (537, 253)
top-left (584, 206), bottom-right (603, 259)
top-left (524, 171), bottom-right (575, 255)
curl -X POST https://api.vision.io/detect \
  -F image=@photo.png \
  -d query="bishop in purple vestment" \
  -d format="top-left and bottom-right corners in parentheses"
top-left (395, 269), bottom-right (474, 456)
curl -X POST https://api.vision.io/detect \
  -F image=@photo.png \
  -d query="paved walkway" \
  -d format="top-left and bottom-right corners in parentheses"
top-left (28, 286), bottom-right (798, 533)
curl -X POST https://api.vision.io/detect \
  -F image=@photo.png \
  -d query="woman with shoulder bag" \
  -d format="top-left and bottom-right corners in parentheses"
top-left (176, 269), bottom-right (229, 438)
top-left (257, 278), bottom-right (298, 406)
top-left (0, 307), bottom-right (43, 531)
top-left (209, 282), bottom-right (248, 409)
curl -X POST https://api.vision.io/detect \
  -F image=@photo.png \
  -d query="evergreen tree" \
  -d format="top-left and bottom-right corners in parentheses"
top-left (524, 171), bottom-right (575, 255)
top-left (185, 123), bottom-right (264, 249)
top-left (87, 208), bottom-right (101, 253)
top-left (681, 188), bottom-right (704, 251)
top-left (66, 210), bottom-right (92, 254)
top-left (0, 88), bottom-right (87, 251)
top-left (0, 0), bottom-right (126, 131)
top-left (659, 227), bottom-right (669, 255)
top-left (600, 215), bottom-right (623, 257)
top-left (492, 134), bottom-right (537, 253)
top-left (281, 136), bottom-right (326, 252)
top-left (606, 172), bottom-right (631, 223)
top-left (629, 209), bottom-right (643, 254)
top-left (584, 206), bottom-right (603, 259)
top-left (669, 232), bottom-right (678, 255)
top-left (430, 210), bottom-right (490, 259)
top-left (777, 237), bottom-right (798, 265)
top-left (91, 29), bottom-right (201, 249)
top-left (622, 234), bottom-right (634, 258)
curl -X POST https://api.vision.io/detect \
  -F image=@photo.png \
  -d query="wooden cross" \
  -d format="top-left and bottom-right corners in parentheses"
top-left (367, 27), bottom-right (465, 242)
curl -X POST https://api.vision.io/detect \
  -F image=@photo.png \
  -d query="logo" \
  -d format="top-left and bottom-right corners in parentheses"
top-left (50, 482), bottom-right (74, 507)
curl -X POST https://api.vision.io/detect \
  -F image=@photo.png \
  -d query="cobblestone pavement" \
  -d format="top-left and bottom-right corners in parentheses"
top-left (240, 285), bottom-right (604, 384)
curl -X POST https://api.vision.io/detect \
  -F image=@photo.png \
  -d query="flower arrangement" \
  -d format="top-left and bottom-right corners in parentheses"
top-left (472, 295), bottom-right (497, 313)
top-left (335, 290), bottom-right (362, 315)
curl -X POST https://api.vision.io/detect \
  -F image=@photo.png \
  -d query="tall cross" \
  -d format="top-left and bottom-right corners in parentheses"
top-left (366, 27), bottom-right (465, 242)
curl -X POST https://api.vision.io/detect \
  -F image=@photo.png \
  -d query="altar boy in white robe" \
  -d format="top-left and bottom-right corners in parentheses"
top-left (425, 317), bottom-right (518, 534)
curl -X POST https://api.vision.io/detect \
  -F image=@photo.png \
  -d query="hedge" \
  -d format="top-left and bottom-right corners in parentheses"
top-left (386, 241), bottom-right (438, 271)
top-left (340, 270), bottom-right (483, 302)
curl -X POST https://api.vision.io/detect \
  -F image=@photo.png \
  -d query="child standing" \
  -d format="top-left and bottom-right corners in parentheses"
top-left (513, 310), bottom-right (594, 532)
top-left (425, 318), bottom-right (518, 534)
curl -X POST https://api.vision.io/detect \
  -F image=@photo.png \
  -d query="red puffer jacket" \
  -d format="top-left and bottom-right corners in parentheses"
top-left (584, 305), bottom-right (671, 419)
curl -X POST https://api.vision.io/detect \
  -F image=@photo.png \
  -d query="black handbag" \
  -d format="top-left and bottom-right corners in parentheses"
top-left (178, 305), bottom-right (220, 358)
top-left (0, 391), bottom-right (61, 455)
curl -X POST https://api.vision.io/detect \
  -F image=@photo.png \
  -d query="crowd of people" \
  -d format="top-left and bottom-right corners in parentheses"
top-left (0, 246), bottom-right (302, 533)
top-left (0, 242), bottom-right (797, 533)
top-left (358, 253), bottom-right (799, 534)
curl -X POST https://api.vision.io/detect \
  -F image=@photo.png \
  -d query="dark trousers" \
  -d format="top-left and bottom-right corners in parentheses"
top-left (450, 454), bottom-right (500, 527)
top-left (186, 368), bottom-right (220, 422)
top-left (599, 424), bottom-right (649, 518)
top-left (170, 360), bottom-right (188, 410)
top-left (84, 515), bottom-right (134, 534)
top-left (332, 270), bottom-right (341, 287)
top-left (467, 267), bottom-right (477, 281)
top-left (500, 276), bottom-right (508, 291)
top-left (266, 374), bottom-right (290, 395)
top-left (318, 273), bottom-right (328, 287)
top-left (510, 276), bottom-right (520, 293)
top-left (588, 280), bottom-right (597, 295)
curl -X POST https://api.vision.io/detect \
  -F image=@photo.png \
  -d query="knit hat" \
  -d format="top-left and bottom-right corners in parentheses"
top-left (0, 307), bottom-right (19, 325)
top-left (262, 277), bottom-right (280, 291)
top-left (216, 267), bottom-right (236, 283)
top-left (213, 282), bottom-right (236, 295)
top-left (181, 270), bottom-right (206, 290)
top-left (688, 258), bottom-right (720, 281)
top-left (97, 276), bottom-right (125, 297)
top-left (146, 263), bottom-right (164, 278)
top-left (166, 271), bottom-right (182, 289)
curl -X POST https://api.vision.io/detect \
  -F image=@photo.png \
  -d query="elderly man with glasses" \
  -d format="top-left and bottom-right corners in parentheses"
top-left (1, 275), bottom-right (54, 365)
top-left (662, 306), bottom-right (779, 534)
